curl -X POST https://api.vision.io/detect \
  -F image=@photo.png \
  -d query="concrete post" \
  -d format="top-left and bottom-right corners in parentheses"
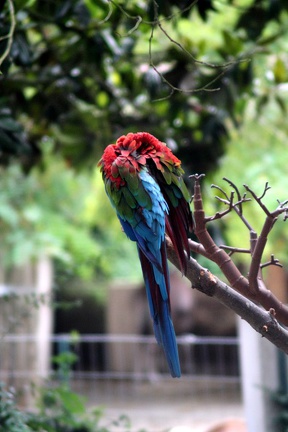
top-left (0, 257), bottom-right (53, 407)
top-left (238, 318), bottom-right (280, 432)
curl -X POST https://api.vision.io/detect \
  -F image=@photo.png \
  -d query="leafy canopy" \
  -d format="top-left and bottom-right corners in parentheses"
top-left (1, 0), bottom-right (287, 175)
top-left (0, 0), bottom-right (288, 275)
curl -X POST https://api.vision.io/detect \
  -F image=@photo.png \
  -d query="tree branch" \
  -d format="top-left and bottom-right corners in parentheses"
top-left (171, 175), bottom-right (288, 349)
top-left (191, 174), bottom-right (248, 291)
top-left (0, 0), bottom-right (16, 71)
top-left (166, 238), bottom-right (288, 355)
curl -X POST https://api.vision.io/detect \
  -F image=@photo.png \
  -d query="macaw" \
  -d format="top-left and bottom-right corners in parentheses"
top-left (98, 132), bottom-right (193, 377)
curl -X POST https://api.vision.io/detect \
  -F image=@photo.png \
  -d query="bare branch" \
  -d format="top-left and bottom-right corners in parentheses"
top-left (219, 245), bottom-right (251, 255)
top-left (188, 175), bottom-right (288, 327)
top-left (190, 174), bottom-right (249, 291)
top-left (211, 183), bottom-right (231, 201)
top-left (205, 205), bottom-right (234, 222)
top-left (245, 185), bottom-right (288, 294)
top-left (261, 255), bottom-right (283, 269)
top-left (188, 238), bottom-right (210, 258)
top-left (109, 0), bottom-right (250, 96)
top-left (0, 0), bottom-right (16, 71)
top-left (166, 239), bottom-right (288, 355)
top-left (223, 177), bottom-right (244, 215)
top-left (211, 182), bottom-right (253, 231)
top-left (97, 1), bottom-right (113, 25)
top-left (243, 183), bottom-right (271, 216)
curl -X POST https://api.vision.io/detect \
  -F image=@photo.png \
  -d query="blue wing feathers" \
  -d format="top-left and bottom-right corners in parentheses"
top-left (116, 169), bottom-right (181, 377)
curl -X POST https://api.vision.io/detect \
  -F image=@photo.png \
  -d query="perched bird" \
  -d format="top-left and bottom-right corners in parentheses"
top-left (98, 132), bottom-right (193, 377)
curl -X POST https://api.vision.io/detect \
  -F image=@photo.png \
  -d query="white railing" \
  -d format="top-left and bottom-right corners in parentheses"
top-left (0, 333), bottom-right (241, 406)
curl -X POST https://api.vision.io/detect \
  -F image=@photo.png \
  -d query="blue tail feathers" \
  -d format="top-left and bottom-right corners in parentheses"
top-left (153, 301), bottom-right (181, 378)
top-left (138, 247), bottom-right (181, 378)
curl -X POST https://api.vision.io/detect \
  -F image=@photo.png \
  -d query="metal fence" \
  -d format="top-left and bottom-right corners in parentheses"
top-left (0, 333), bottom-right (241, 407)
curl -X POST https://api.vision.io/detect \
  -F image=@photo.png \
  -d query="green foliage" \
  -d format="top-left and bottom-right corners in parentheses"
top-left (0, 0), bottom-right (288, 282)
top-left (0, 351), bottom-right (146, 432)
top-left (0, 381), bottom-right (138, 432)
top-left (0, 383), bottom-right (31, 432)
top-left (214, 114), bottom-right (288, 264)
top-left (0, 152), bottom-right (101, 277)
top-left (1, 0), bottom-right (287, 176)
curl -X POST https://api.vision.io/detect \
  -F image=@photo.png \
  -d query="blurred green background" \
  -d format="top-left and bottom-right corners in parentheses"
top-left (1, 0), bottom-right (288, 302)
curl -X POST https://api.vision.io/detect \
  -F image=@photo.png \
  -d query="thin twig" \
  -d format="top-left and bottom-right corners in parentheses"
top-left (111, 0), bottom-right (249, 95)
top-left (92, 0), bottom-right (114, 25)
top-left (223, 177), bottom-right (243, 215)
top-left (0, 0), bottom-right (16, 71)
top-left (261, 255), bottom-right (283, 269)
top-left (219, 245), bottom-right (251, 254)
top-left (190, 174), bottom-right (248, 291)
top-left (244, 183), bottom-right (271, 216)
top-left (189, 176), bottom-right (288, 325)
top-left (244, 183), bottom-right (288, 294)
top-left (167, 238), bottom-right (288, 354)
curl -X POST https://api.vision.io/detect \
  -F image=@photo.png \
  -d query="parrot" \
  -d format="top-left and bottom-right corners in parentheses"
top-left (98, 132), bottom-right (193, 377)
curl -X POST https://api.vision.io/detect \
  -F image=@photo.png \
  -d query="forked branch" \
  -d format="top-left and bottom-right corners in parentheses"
top-left (186, 175), bottom-right (288, 327)
top-left (166, 239), bottom-right (288, 354)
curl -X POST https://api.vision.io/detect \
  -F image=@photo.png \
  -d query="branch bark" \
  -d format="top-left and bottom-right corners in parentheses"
top-left (166, 175), bottom-right (288, 354)
top-left (189, 174), bottom-right (288, 326)
top-left (166, 239), bottom-right (288, 354)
